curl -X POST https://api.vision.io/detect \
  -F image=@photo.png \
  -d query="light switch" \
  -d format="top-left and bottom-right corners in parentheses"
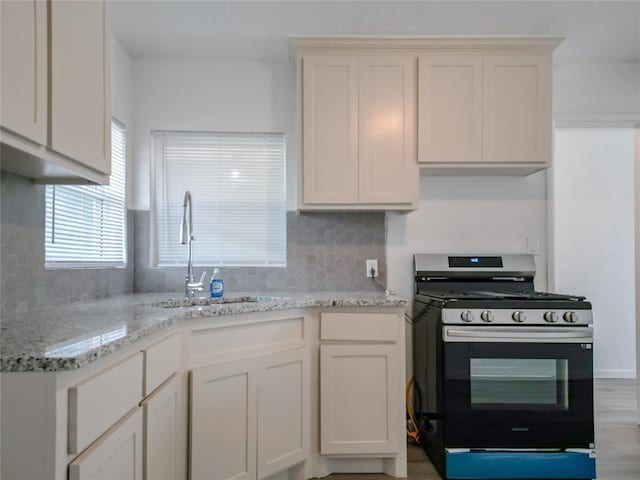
top-left (526, 238), bottom-right (539, 254)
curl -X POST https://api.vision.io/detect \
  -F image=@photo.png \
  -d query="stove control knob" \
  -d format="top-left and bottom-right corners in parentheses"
top-left (563, 311), bottom-right (578, 323)
top-left (512, 311), bottom-right (526, 323)
top-left (481, 310), bottom-right (494, 322)
top-left (460, 310), bottom-right (474, 322)
top-left (543, 311), bottom-right (559, 323)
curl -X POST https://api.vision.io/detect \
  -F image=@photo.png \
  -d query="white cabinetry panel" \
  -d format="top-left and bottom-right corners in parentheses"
top-left (258, 348), bottom-right (310, 478)
top-left (320, 344), bottom-right (399, 455)
top-left (483, 55), bottom-right (551, 165)
top-left (143, 333), bottom-right (181, 396)
top-left (302, 56), bottom-right (359, 204)
top-left (68, 353), bottom-right (143, 455)
top-left (142, 374), bottom-right (187, 480)
top-left (69, 407), bottom-right (143, 480)
top-left (0, 0), bottom-right (47, 144)
top-left (358, 56), bottom-right (417, 204)
top-left (49, 0), bottom-right (110, 175)
top-left (320, 312), bottom-right (398, 342)
top-left (190, 359), bottom-right (257, 480)
top-left (418, 55), bottom-right (482, 164)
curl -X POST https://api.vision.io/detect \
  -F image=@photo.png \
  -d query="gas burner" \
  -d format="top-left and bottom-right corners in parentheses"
top-left (417, 290), bottom-right (586, 302)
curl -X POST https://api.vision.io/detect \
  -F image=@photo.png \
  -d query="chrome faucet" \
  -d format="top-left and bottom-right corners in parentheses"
top-left (179, 190), bottom-right (206, 298)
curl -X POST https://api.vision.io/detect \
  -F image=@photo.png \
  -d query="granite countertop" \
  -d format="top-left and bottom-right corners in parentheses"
top-left (0, 292), bottom-right (407, 373)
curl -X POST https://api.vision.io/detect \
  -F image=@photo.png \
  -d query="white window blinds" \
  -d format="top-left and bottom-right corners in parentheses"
top-left (153, 131), bottom-right (286, 267)
top-left (45, 120), bottom-right (127, 267)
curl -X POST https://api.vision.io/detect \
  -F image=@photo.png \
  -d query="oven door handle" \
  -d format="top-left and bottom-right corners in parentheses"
top-left (444, 326), bottom-right (594, 343)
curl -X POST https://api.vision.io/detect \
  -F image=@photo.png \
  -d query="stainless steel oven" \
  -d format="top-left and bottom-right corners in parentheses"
top-left (412, 254), bottom-right (596, 480)
top-left (443, 327), bottom-right (594, 448)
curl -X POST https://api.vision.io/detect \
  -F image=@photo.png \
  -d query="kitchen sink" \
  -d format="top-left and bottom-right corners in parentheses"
top-left (150, 295), bottom-right (287, 308)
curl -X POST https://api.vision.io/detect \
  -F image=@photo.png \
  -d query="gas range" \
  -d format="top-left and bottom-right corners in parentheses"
top-left (415, 290), bottom-right (592, 326)
top-left (412, 254), bottom-right (596, 480)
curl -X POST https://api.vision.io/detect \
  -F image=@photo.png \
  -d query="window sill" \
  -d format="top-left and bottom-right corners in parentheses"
top-left (44, 263), bottom-right (128, 271)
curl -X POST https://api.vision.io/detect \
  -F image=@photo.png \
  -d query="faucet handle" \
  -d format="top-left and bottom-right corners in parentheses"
top-left (199, 271), bottom-right (207, 285)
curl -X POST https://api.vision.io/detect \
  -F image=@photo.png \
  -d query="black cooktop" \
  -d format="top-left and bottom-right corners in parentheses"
top-left (416, 290), bottom-right (586, 302)
top-left (414, 290), bottom-right (590, 310)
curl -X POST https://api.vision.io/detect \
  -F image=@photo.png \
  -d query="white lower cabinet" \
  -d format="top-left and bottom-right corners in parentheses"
top-left (141, 374), bottom-right (187, 480)
top-left (68, 407), bottom-right (143, 480)
top-left (1, 307), bottom-right (407, 480)
top-left (320, 344), bottom-right (400, 455)
top-left (190, 358), bottom-right (257, 480)
top-left (257, 348), bottom-right (310, 479)
top-left (190, 348), bottom-right (309, 480)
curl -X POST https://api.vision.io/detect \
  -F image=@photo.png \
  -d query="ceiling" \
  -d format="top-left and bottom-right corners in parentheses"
top-left (111, 0), bottom-right (640, 64)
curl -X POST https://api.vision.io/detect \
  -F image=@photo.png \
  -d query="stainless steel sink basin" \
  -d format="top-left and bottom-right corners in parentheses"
top-left (151, 295), bottom-right (287, 308)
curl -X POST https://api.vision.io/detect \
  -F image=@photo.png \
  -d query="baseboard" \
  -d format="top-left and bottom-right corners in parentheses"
top-left (554, 112), bottom-right (640, 127)
top-left (594, 368), bottom-right (637, 379)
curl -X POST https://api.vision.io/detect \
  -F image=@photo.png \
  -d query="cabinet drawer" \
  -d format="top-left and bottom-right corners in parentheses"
top-left (143, 333), bottom-right (181, 396)
top-left (190, 317), bottom-right (304, 360)
top-left (320, 313), bottom-right (398, 342)
top-left (69, 353), bottom-right (143, 455)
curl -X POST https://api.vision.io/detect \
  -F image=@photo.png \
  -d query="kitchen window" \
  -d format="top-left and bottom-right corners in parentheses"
top-left (152, 131), bottom-right (286, 267)
top-left (44, 119), bottom-right (127, 267)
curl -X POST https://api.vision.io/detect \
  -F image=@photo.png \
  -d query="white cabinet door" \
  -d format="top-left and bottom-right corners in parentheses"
top-left (257, 348), bottom-right (310, 479)
top-left (302, 55), bottom-right (359, 204)
top-left (482, 55), bottom-right (551, 165)
top-left (49, 0), bottom-right (110, 175)
top-left (358, 56), bottom-right (417, 204)
top-left (0, 0), bottom-right (47, 144)
top-left (190, 359), bottom-right (257, 480)
top-left (69, 407), bottom-right (143, 480)
top-left (142, 374), bottom-right (187, 480)
top-left (418, 55), bottom-right (482, 164)
top-left (320, 344), bottom-right (400, 455)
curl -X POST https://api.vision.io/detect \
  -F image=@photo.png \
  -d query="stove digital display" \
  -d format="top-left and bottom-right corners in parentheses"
top-left (448, 256), bottom-right (504, 268)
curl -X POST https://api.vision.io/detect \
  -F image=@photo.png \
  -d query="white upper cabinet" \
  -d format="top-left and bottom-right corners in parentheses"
top-left (0, 0), bottom-right (47, 145)
top-left (294, 37), bottom-right (561, 197)
top-left (358, 56), bottom-right (417, 204)
top-left (302, 56), bottom-right (359, 204)
top-left (49, 0), bottom-right (111, 175)
top-left (416, 39), bottom-right (558, 175)
top-left (482, 55), bottom-right (552, 165)
top-left (296, 42), bottom-right (418, 211)
top-left (0, 0), bottom-right (110, 184)
top-left (418, 55), bottom-right (483, 164)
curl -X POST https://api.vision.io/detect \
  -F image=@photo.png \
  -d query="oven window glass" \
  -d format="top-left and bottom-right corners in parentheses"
top-left (470, 358), bottom-right (569, 410)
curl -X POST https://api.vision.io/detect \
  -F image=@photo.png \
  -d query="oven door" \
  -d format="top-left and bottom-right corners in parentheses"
top-left (442, 325), bottom-right (594, 449)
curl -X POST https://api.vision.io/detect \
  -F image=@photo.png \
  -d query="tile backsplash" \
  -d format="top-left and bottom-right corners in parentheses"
top-left (134, 210), bottom-right (386, 293)
top-left (1, 170), bottom-right (386, 314)
top-left (0, 172), bottom-right (134, 315)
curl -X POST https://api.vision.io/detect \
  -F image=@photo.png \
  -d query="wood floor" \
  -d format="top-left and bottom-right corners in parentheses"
top-left (327, 379), bottom-right (639, 480)
top-left (593, 379), bottom-right (640, 480)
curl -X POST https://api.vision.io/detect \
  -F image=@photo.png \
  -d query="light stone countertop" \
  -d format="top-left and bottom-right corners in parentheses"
top-left (0, 292), bottom-right (407, 372)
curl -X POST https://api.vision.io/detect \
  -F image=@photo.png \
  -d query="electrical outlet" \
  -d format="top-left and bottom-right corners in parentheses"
top-left (366, 259), bottom-right (378, 278)
top-left (526, 237), bottom-right (539, 254)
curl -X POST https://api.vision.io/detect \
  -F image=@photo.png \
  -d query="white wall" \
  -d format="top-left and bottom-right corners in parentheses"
top-left (553, 128), bottom-right (636, 378)
top-left (111, 37), bottom-right (134, 208)
top-left (131, 57), bottom-right (296, 210)
top-left (386, 173), bottom-right (549, 304)
top-left (554, 62), bottom-right (640, 126)
top-left (387, 173), bottom-right (549, 381)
